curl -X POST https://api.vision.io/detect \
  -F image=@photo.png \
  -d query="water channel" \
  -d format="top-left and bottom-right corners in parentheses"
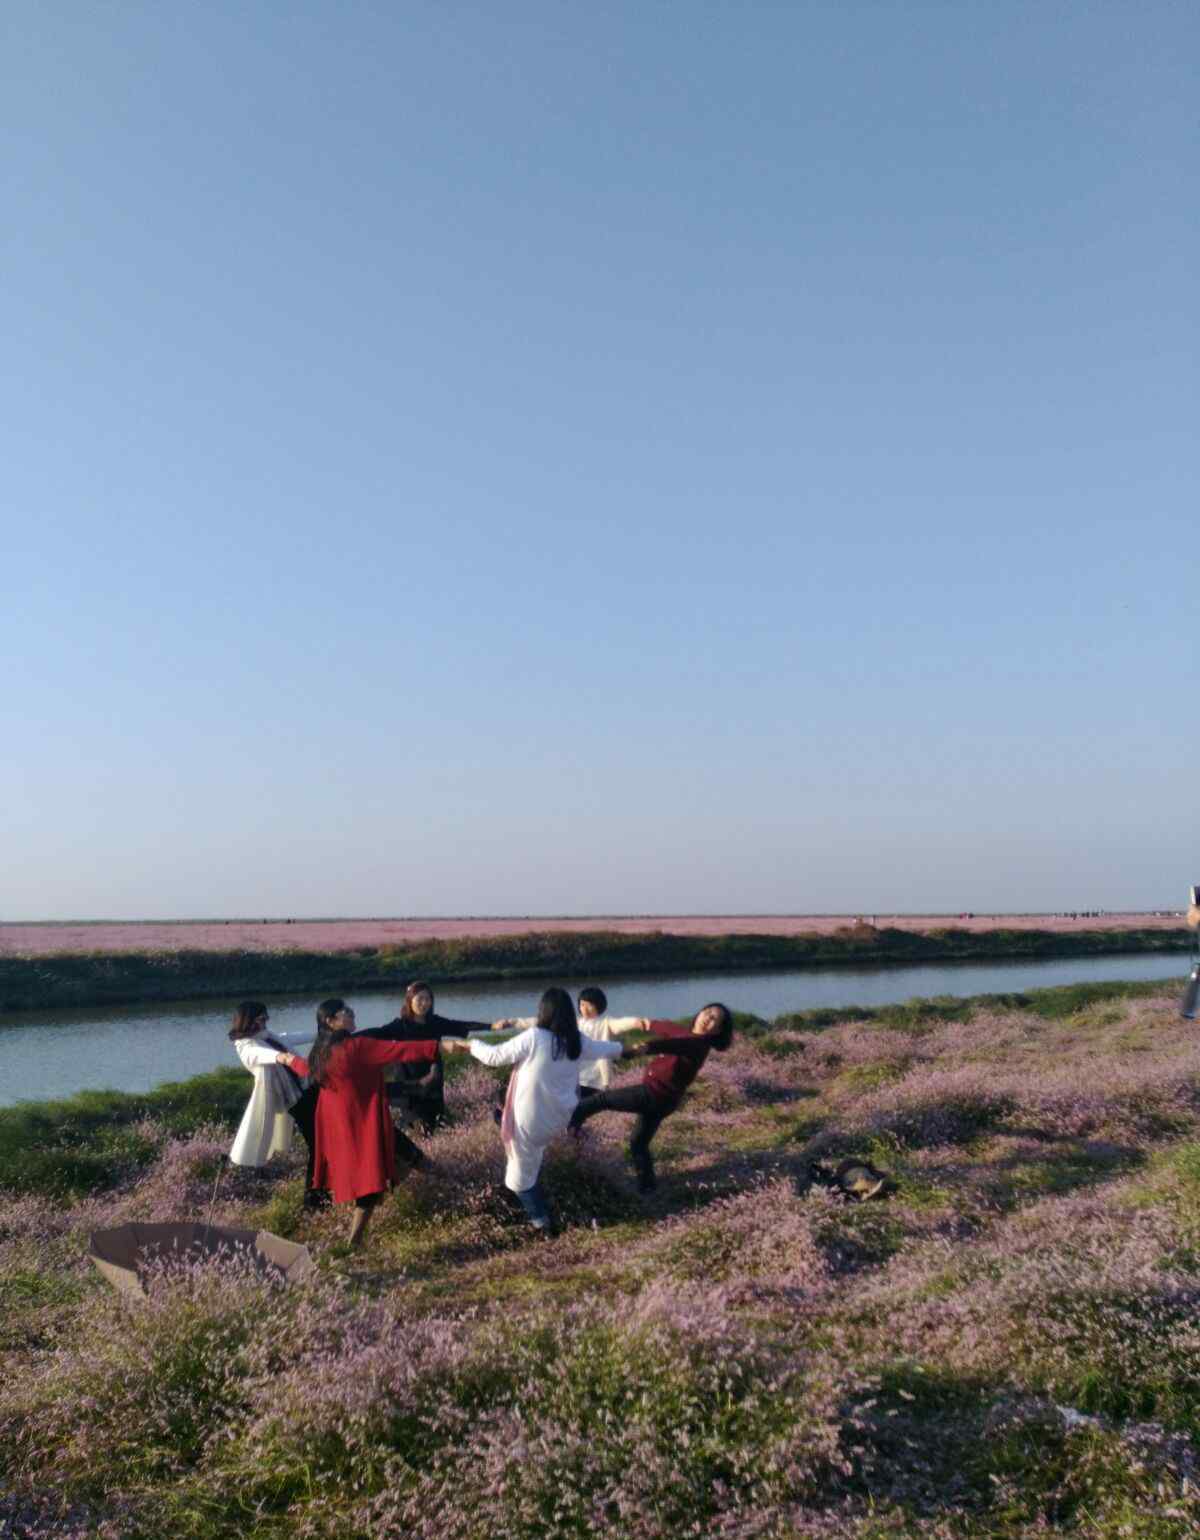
top-left (0, 951), bottom-right (1190, 1107)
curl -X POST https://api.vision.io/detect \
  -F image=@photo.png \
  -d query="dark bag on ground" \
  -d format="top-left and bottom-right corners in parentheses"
top-left (808, 1158), bottom-right (889, 1201)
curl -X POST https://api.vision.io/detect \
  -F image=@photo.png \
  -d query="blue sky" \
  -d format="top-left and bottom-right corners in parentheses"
top-left (4, 2), bottom-right (1196, 919)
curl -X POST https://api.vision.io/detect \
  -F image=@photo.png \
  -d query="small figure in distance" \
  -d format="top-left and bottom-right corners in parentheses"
top-left (1182, 898), bottom-right (1200, 1020)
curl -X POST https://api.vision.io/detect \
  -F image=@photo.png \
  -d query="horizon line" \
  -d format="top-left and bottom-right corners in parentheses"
top-left (1, 908), bottom-right (1179, 927)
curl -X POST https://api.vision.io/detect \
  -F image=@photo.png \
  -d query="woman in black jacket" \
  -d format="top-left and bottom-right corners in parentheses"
top-left (359, 980), bottom-right (498, 1157)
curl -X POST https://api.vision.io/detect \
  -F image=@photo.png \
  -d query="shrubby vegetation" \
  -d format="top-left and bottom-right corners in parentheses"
top-left (1, 925), bottom-right (1188, 1010)
top-left (2, 978), bottom-right (1200, 1536)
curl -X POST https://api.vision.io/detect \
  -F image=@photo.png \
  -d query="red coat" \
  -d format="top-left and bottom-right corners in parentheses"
top-left (296, 1034), bottom-right (436, 1204)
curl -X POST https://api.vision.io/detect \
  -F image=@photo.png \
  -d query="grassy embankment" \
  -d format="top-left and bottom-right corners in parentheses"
top-left (2, 974), bottom-right (1200, 1538)
top-left (1, 924), bottom-right (1190, 1011)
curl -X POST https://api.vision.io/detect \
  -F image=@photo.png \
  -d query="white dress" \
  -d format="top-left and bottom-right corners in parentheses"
top-left (509, 1013), bottom-right (643, 1089)
top-left (468, 1027), bottom-right (623, 1192)
top-left (228, 1031), bottom-right (314, 1168)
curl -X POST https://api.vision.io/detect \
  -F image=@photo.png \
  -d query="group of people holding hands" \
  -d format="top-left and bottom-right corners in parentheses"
top-left (228, 981), bottom-right (734, 1246)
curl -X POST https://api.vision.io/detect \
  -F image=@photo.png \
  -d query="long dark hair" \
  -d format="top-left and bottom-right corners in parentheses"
top-left (696, 1002), bottom-right (734, 1052)
top-left (307, 997), bottom-right (349, 1086)
top-left (537, 986), bottom-right (581, 1061)
top-left (228, 1001), bottom-right (268, 1041)
top-left (401, 981), bottom-right (434, 1022)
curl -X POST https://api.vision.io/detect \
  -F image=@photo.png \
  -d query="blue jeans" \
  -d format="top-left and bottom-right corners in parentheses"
top-left (515, 1179), bottom-right (551, 1228)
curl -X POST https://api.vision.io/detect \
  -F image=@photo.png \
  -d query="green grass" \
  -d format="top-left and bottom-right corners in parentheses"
top-left (0, 1267), bottom-right (89, 1308)
top-left (772, 976), bottom-right (1183, 1039)
top-left (0, 1068), bottom-right (247, 1196)
top-left (828, 1059), bottom-right (912, 1096)
top-left (1124, 1140), bottom-right (1200, 1229)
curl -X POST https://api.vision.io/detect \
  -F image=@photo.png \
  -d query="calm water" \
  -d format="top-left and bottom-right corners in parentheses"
top-left (0, 952), bottom-right (1189, 1107)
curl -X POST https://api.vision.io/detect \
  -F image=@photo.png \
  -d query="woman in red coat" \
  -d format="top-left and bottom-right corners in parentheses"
top-left (292, 998), bottom-right (437, 1247)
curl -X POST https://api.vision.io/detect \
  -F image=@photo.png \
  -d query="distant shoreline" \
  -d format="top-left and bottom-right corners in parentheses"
top-left (0, 920), bottom-right (1189, 1012)
top-left (0, 911), bottom-right (1185, 958)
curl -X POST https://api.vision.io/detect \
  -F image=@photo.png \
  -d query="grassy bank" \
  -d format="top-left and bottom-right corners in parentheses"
top-left (3, 976), bottom-right (1200, 1537)
top-left (1, 923), bottom-right (1190, 1011)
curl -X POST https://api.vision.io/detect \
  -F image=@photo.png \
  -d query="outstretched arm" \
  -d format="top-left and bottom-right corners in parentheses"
top-left (427, 1013), bottom-right (497, 1038)
top-left (235, 1039), bottom-right (292, 1070)
top-left (603, 1016), bottom-right (650, 1036)
top-left (361, 1013), bottom-right (494, 1042)
top-left (352, 1037), bottom-right (439, 1071)
top-left (451, 1028), bottom-right (535, 1069)
top-left (577, 1036), bottom-right (625, 1062)
top-left (624, 1036), bottom-right (711, 1062)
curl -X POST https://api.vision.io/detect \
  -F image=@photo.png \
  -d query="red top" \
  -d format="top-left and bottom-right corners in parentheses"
top-left (641, 1020), bottom-right (713, 1102)
top-left (293, 1034), bottom-right (436, 1204)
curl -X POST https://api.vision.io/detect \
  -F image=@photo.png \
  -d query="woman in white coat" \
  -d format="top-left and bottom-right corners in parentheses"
top-left (444, 986), bottom-right (625, 1233)
top-left (227, 1001), bottom-right (318, 1200)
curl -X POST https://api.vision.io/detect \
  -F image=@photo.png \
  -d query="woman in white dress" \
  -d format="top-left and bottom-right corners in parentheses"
top-left (493, 985), bottom-right (649, 1098)
top-left (444, 987), bottom-right (626, 1233)
top-left (227, 1001), bottom-right (319, 1201)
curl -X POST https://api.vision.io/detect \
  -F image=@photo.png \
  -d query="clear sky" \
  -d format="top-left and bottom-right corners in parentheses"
top-left (4, 2), bottom-right (1196, 920)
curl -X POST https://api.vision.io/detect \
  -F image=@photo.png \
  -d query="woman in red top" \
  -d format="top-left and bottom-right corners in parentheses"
top-left (567, 1003), bottom-right (733, 1192)
top-left (289, 998), bottom-right (438, 1247)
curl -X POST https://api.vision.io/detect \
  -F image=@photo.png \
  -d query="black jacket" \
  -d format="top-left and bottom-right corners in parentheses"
top-left (360, 1012), bottom-right (490, 1042)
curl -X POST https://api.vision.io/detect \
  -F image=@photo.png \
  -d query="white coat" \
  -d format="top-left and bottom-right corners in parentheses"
top-left (509, 1013), bottom-right (644, 1089)
top-left (468, 1027), bottom-right (623, 1192)
top-left (228, 1031), bottom-right (314, 1168)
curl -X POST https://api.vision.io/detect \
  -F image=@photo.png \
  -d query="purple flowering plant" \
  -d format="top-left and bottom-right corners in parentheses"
top-left (2, 980), bottom-right (1200, 1536)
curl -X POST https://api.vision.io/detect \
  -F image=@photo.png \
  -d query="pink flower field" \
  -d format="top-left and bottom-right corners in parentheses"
top-left (2, 978), bottom-right (1200, 1537)
top-left (0, 910), bottom-right (1183, 956)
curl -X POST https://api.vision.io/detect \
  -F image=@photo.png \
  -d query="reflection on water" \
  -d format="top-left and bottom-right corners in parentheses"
top-left (0, 952), bottom-right (1188, 1107)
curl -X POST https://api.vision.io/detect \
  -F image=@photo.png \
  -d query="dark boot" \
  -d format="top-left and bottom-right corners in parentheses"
top-left (632, 1147), bottom-right (657, 1194)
